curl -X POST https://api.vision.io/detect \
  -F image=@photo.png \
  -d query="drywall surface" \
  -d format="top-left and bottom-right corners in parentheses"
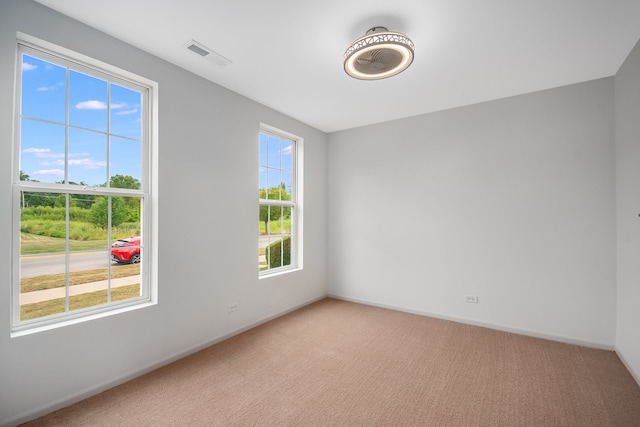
top-left (615, 38), bottom-right (640, 384)
top-left (0, 1), bottom-right (327, 424)
top-left (328, 78), bottom-right (616, 348)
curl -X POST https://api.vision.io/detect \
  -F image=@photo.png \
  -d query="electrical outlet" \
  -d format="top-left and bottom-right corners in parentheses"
top-left (228, 303), bottom-right (239, 312)
top-left (465, 295), bottom-right (479, 303)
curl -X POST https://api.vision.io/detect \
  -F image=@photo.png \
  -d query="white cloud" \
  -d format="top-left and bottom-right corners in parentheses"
top-left (33, 169), bottom-right (64, 178)
top-left (116, 108), bottom-right (138, 115)
top-left (76, 100), bottom-right (136, 111)
top-left (24, 147), bottom-right (50, 154)
top-left (68, 158), bottom-right (107, 169)
top-left (22, 62), bottom-right (37, 71)
top-left (76, 100), bottom-right (108, 110)
top-left (37, 82), bottom-right (64, 92)
top-left (23, 148), bottom-right (64, 159)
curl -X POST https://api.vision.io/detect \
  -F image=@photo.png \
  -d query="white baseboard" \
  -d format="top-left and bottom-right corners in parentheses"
top-left (1, 295), bottom-right (326, 427)
top-left (327, 294), bottom-right (615, 351)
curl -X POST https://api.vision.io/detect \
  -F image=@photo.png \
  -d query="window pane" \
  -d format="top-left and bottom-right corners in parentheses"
top-left (20, 119), bottom-right (66, 184)
top-left (266, 170), bottom-right (282, 200)
top-left (281, 172), bottom-right (292, 201)
top-left (259, 206), bottom-right (268, 271)
top-left (115, 196), bottom-right (142, 238)
top-left (281, 206), bottom-right (292, 234)
top-left (68, 128), bottom-right (107, 186)
top-left (21, 54), bottom-right (66, 123)
top-left (281, 141), bottom-right (293, 171)
top-left (69, 70), bottom-right (108, 132)
top-left (110, 83), bottom-right (142, 140)
top-left (259, 205), bottom-right (268, 235)
top-left (110, 136), bottom-right (141, 186)
top-left (267, 135), bottom-right (281, 169)
top-left (267, 237), bottom-right (291, 269)
top-left (281, 237), bottom-right (291, 268)
top-left (259, 167), bottom-right (267, 198)
top-left (112, 249), bottom-right (141, 301)
top-left (20, 250), bottom-right (68, 321)
top-left (269, 205), bottom-right (283, 235)
top-left (109, 195), bottom-right (142, 299)
top-left (110, 194), bottom-right (141, 304)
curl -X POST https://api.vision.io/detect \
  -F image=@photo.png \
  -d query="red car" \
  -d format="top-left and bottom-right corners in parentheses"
top-left (111, 236), bottom-right (141, 264)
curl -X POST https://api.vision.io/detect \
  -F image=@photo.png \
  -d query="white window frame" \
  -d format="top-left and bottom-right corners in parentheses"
top-left (11, 33), bottom-right (159, 335)
top-left (259, 123), bottom-right (303, 277)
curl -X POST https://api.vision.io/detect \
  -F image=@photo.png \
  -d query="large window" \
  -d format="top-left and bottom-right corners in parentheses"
top-left (259, 125), bottom-right (302, 276)
top-left (12, 36), bottom-right (157, 333)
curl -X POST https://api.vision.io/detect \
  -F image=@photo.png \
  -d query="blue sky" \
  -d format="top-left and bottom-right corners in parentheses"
top-left (20, 54), bottom-right (142, 187)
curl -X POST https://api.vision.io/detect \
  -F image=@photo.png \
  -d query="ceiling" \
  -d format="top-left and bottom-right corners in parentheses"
top-left (35, 0), bottom-right (640, 133)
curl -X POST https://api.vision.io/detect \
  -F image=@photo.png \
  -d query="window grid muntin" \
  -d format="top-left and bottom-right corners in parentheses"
top-left (12, 40), bottom-right (151, 331)
top-left (19, 50), bottom-right (145, 188)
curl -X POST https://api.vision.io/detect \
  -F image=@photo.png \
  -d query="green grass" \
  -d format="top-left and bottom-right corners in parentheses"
top-left (20, 284), bottom-right (141, 321)
top-left (21, 218), bottom-right (139, 241)
top-left (20, 233), bottom-right (108, 254)
top-left (21, 264), bottom-right (140, 293)
top-left (259, 219), bottom-right (291, 235)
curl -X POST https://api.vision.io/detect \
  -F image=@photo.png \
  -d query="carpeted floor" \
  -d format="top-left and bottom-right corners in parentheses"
top-left (24, 298), bottom-right (640, 426)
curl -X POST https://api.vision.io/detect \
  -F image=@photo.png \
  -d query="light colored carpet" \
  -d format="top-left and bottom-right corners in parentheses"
top-left (24, 298), bottom-right (640, 426)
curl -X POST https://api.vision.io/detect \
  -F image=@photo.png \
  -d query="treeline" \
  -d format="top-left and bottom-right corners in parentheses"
top-left (20, 174), bottom-right (142, 231)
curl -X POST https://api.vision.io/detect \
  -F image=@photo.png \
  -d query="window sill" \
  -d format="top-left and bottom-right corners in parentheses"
top-left (259, 266), bottom-right (302, 280)
top-left (11, 299), bottom-right (156, 338)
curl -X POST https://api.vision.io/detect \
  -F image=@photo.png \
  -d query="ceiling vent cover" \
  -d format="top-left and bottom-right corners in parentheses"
top-left (344, 27), bottom-right (414, 80)
top-left (185, 40), bottom-right (232, 67)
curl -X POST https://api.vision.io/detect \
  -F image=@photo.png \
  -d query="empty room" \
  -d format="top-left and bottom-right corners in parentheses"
top-left (1, 0), bottom-right (640, 425)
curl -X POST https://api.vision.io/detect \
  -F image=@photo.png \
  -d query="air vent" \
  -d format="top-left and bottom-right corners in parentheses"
top-left (185, 40), bottom-right (232, 67)
top-left (187, 43), bottom-right (210, 57)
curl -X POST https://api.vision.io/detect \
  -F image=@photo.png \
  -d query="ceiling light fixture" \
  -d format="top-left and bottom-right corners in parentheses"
top-left (344, 26), bottom-right (415, 80)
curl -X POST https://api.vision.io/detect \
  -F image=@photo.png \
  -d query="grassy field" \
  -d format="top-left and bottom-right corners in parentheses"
top-left (21, 284), bottom-right (141, 321)
top-left (21, 233), bottom-right (109, 255)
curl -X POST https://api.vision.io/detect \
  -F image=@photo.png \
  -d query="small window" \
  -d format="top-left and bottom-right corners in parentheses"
top-left (12, 36), bottom-right (157, 333)
top-left (259, 125), bottom-right (302, 276)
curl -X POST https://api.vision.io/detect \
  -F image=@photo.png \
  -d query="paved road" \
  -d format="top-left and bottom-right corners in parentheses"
top-left (20, 251), bottom-right (119, 278)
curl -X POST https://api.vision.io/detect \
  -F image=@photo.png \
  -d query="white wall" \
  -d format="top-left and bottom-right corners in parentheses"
top-left (615, 39), bottom-right (640, 384)
top-left (0, 1), bottom-right (327, 424)
top-left (327, 78), bottom-right (617, 348)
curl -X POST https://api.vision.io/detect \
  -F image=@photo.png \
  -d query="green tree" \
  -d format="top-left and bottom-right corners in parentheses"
top-left (54, 194), bottom-right (66, 208)
top-left (89, 196), bottom-right (128, 228)
top-left (109, 175), bottom-right (141, 222)
top-left (110, 174), bottom-right (141, 189)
